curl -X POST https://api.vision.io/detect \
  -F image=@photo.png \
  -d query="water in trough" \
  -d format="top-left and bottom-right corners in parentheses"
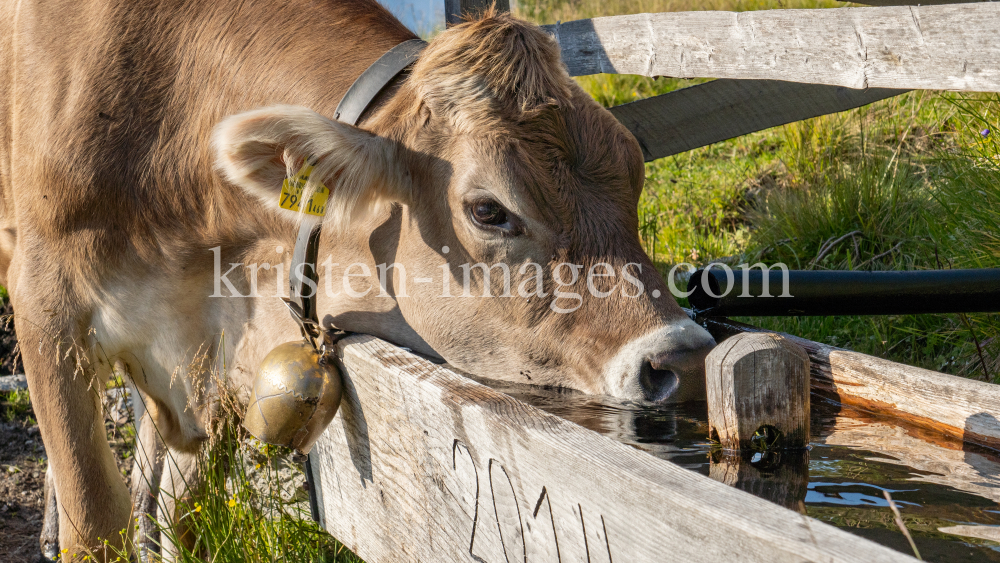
top-left (478, 380), bottom-right (1000, 562)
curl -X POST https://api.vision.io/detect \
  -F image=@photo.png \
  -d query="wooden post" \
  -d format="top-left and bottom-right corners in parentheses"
top-left (698, 313), bottom-right (1000, 451)
top-left (705, 332), bottom-right (810, 452)
top-left (445, 0), bottom-right (510, 27)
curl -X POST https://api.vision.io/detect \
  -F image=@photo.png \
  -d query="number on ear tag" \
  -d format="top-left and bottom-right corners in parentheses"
top-left (279, 159), bottom-right (330, 217)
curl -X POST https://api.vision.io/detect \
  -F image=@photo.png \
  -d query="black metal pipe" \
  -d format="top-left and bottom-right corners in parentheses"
top-left (687, 268), bottom-right (1000, 316)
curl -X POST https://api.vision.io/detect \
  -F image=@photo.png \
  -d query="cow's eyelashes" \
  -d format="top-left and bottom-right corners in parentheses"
top-left (467, 198), bottom-right (519, 234)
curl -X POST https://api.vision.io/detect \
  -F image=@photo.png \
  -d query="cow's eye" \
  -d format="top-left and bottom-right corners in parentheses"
top-left (470, 199), bottom-right (509, 228)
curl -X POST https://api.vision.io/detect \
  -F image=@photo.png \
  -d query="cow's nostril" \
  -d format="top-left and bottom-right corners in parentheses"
top-left (640, 361), bottom-right (679, 403)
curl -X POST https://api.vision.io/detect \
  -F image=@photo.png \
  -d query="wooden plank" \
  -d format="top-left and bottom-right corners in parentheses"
top-left (446, 0), bottom-right (510, 26)
top-left (938, 525), bottom-right (1000, 542)
top-left (846, 0), bottom-right (988, 6)
top-left (543, 4), bottom-right (1000, 91)
top-left (608, 80), bottom-right (905, 161)
top-left (700, 316), bottom-right (1000, 452)
top-left (310, 334), bottom-right (916, 563)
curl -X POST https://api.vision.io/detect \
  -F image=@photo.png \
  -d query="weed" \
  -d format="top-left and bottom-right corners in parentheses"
top-left (145, 430), bottom-right (356, 562)
top-left (2, 388), bottom-right (32, 424)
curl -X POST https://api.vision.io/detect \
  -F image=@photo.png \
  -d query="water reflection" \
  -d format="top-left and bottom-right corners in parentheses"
top-left (479, 378), bottom-right (715, 471)
top-left (710, 450), bottom-right (809, 510)
top-left (806, 482), bottom-right (920, 507)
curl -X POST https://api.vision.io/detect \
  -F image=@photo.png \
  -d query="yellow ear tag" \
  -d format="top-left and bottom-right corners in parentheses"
top-left (279, 159), bottom-right (330, 217)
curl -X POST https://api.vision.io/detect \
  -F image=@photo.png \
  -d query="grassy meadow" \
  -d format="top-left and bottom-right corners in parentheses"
top-left (6, 0), bottom-right (1000, 561)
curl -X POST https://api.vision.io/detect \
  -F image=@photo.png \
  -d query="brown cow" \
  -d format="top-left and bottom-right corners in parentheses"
top-left (0, 0), bottom-right (715, 559)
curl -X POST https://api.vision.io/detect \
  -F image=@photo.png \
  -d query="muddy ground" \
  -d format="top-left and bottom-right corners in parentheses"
top-left (0, 304), bottom-right (133, 563)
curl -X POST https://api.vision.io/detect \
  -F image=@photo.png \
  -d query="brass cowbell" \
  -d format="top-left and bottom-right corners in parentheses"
top-left (243, 340), bottom-right (343, 454)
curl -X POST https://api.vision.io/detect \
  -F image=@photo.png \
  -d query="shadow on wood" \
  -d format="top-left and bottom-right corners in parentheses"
top-left (608, 80), bottom-right (905, 161)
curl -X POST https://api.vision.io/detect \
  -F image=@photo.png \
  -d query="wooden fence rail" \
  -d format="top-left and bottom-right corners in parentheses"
top-left (544, 4), bottom-right (1000, 91)
top-left (608, 80), bottom-right (905, 161)
top-left (536, 2), bottom-right (1000, 158)
top-left (310, 335), bottom-right (917, 563)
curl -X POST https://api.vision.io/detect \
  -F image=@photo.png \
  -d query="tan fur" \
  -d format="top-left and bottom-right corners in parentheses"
top-left (2, 3), bottom-right (713, 560)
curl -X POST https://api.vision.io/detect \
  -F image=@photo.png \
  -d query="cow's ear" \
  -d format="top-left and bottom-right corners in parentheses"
top-left (213, 105), bottom-right (411, 228)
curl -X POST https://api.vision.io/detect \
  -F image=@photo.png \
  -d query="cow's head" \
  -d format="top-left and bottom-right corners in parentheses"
top-left (213, 13), bottom-right (715, 402)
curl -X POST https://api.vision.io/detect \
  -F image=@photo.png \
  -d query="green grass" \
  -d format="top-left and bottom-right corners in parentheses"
top-left (2, 388), bottom-right (33, 424)
top-left (146, 432), bottom-right (358, 562)
top-left (515, 0), bottom-right (847, 24)
top-left (717, 93), bottom-right (1000, 381)
top-left (99, 390), bottom-right (361, 563)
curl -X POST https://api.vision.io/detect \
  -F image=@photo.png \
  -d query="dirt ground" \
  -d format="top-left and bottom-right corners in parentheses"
top-left (0, 416), bottom-right (50, 562)
top-left (0, 305), bottom-right (133, 563)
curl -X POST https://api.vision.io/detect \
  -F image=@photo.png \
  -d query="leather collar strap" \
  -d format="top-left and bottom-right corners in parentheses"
top-left (288, 38), bottom-right (428, 344)
top-left (335, 39), bottom-right (427, 125)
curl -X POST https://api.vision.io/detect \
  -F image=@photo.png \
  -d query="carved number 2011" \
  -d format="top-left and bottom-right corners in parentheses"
top-left (452, 439), bottom-right (613, 563)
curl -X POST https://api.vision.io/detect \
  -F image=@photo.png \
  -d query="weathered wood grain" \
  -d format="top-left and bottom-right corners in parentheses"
top-left (706, 332), bottom-right (811, 451)
top-left (700, 316), bottom-right (1000, 451)
top-left (609, 80), bottom-right (905, 161)
top-left (543, 4), bottom-right (1000, 91)
top-left (310, 334), bottom-right (916, 563)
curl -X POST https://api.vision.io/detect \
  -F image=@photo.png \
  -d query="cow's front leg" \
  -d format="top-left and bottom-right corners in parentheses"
top-left (157, 448), bottom-right (201, 561)
top-left (131, 410), bottom-right (165, 562)
top-left (14, 303), bottom-right (131, 562)
top-left (39, 465), bottom-right (59, 561)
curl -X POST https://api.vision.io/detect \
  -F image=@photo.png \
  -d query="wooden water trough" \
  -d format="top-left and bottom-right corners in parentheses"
top-left (305, 0), bottom-right (1000, 561)
top-left (308, 329), bottom-right (1000, 562)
